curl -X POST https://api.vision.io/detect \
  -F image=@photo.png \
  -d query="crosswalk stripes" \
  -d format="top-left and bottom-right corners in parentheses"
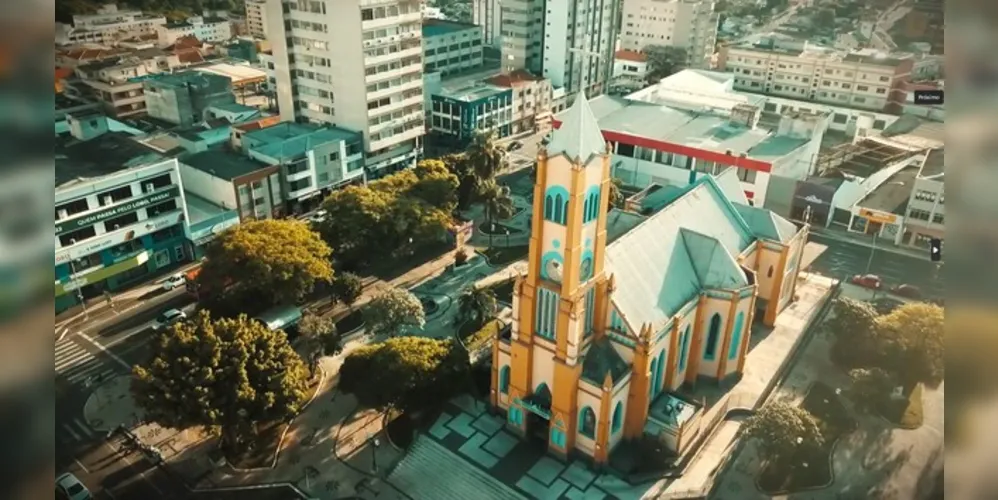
top-left (59, 418), bottom-right (96, 443)
top-left (55, 338), bottom-right (117, 386)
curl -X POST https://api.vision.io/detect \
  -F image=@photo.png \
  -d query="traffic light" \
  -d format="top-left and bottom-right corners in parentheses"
top-left (929, 238), bottom-right (942, 262)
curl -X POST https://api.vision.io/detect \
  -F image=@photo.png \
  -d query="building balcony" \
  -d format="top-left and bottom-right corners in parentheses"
top-left (365, 63), bottom-right (421, 85)
top-left (285, 168), bottom-right (313, 182)
top-left (364, 45), bottom-right (422, 68)
top-left (367, 77), bottom-right (422, 101)
top-left (361, 11), bottom-right (421, 31)
top-left (369, 126), bottom-right (423, 152)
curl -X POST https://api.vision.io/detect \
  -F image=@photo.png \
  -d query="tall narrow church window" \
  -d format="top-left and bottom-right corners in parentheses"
top-left (705, 313), bottom-right (722, 360)
top-left (578, 407), bottom-right (597, 438)
top-left (611, 402), bottom-right (623, 434)
top-left (535, 288), bottom-right (559, 340)
top-left (584, 287), bottom-right (596, 337)
top-left (499, 366), bottom-right (510, 394)
top-left (543, 186), bottom-right (570, 224)
top-left (728, 312), bottom-right (745, 360)
top-left (679, 325), bottom-right (691, 370)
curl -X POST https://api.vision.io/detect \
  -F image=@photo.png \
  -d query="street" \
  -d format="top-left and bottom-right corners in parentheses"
top-left (500, 128), bottom-right (549, 174)
top-left (806, 233), bottom-right (943, 300)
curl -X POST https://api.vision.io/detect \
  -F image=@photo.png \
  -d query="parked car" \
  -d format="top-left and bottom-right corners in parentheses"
top-left (890, 284), bottom-right (923, 299)
top-left (307, 209), bottom-right (328, 225)
top-left (161, 274), bottom-right (186, 291)
top-left (153, 309), bottom-right (187, 331)
top-left (850, 274), bottom-right (882, 289)
top-left (56, 473), bottom-right (91, 500)
top-left (507, 140), bottom-right (523, 151)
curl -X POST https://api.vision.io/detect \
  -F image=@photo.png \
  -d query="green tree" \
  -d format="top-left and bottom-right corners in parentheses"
top-left (365, 287), bottom-right (426, 338)
top-left (479, 181), bottom-right (516, 246)
top-left (409, 159), bottom-right (460, 211)
top-left (743, 401), bottom-right (824, 468)
top-left (875, 302), bottom-right (944, 388)
top-left (298, 313), bottom-right (341, 374)
top-left (318, 185), bottom-right (394, 267)
top-left (825, 297), bottom-right (881, 367)
top-left (387, 195), bottom-right (452, 256)
top-left (458, 286), bottom-right (498, 330)
top-left (813, 7), bottom-right (836, 29)
top-left (644, 45), bottom-right (688, 82)
top-left (339, 336), bottom-right (470, 412)
top-left (132, 311), bottom-right (310, 452)
top-left (847, 367), bottom-right (894, 414)
top-left (467, 129), bottom-right (507, 190)
top-left (330, 272), bottom-right (364, 309)
top-left (199, 219), bottom-right (333, 311)
top-left (439, 153), bottom-right (478, 210)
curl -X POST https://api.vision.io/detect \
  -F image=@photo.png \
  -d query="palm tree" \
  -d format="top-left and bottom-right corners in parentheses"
top-left (609, 177), bottom-right (625, 210)
top-left (466, 129), bottom-right (507, 188)
top-left (458, 286), bottom-right (498, 330)
top-left (479, 181), bottom-right (516, 247)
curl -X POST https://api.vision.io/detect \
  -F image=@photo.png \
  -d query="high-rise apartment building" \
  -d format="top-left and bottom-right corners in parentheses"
top-left (266, 0), bottom-right (425, 176)
top-left (244, 0), bottom-right (268, 39)
top-left (500, 0), bottom-right (620, 98)
top-left (619, 0), bottom-right (718, 69)
top-left (473, 0), bottom-right (503, 49)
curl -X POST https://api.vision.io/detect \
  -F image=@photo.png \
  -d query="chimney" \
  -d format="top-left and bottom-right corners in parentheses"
top-left (729, 104), bottom-right (760, 128)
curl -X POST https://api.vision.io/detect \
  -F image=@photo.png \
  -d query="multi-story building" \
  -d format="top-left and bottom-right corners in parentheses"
top-left (491, 94), bottom-right (807, 463)
top-left (265, 0), bottom-right (425, 178)
top-left (181, 150), bottom-right (285, 221)
top-left (429, 82), bottom-right (514, 146)
top-left (901, 148), bottom-right (944, 249)
top-left (156, 16), bottom-right (233, 47)
top-left (143, 71), bottom-right (237, 127)
top-left (619, 0), bottom-right (719, 69)
top-left (55, 129), bottom-right (190, 312)
top-left (244, 0), bottom-right (269, 39)
top-left (500, 0), bottom-right (620, 97)
top-left (612, 50), bottom-right (650, 92)
top-left (486, 70), bottom-right (552, 134)
top-left (473, 0), bottom-right (503, 49)
top-left (556, 69), bottom-right (829, 207)
top-left (716, 39), bottom-right (914, 114)
top-left (56, 4), bottom-right (166, 45)
top-left (422, 19), bottom-right (485, 76)
top-left (75, 58), bottom-right (151, 118)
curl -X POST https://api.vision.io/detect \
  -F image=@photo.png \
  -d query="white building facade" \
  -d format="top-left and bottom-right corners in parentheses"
top-left (266, 0), bottom-right (425, 177)
top-left (500, 0), bottom-right (620, 97)
top-left (244, 0), bottom-right (269, 39)
top-left (57, 4), bottom-right (166, 45)
top-left (619, 0), bottom-right (719, 69)
top-left (155, 16), bottom-right (233, 47)
top-left (473, 0), bottom-right (503, 49)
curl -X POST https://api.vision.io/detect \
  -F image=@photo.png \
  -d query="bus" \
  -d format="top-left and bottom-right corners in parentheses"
top-left (254, 305), bottom-right (304, 339)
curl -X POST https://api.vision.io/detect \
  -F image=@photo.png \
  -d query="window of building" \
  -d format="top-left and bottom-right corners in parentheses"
top-left (104, 211), bottom-right (139, 231)
top-left (56, 198), bottom-right (90, 219)
top-left (678, 325), bottom-right (691, 370)
top-left (147, 199), bottom-right (177, 218)
top-left (97, 186), bottom-right (133, 206)
top-left (704, 313), bottom-right (722, 360)
top-left (908, 208), bottom-right (931, 220)
top-left (879, 76), bottom-right (890, 82)
top-left (876, 88), bottom-right (886, 94)
top-left (857, 85), bottom-right (869, 91)
top-left (932, 213), bottom-right (944, 224)
top-left (841, 83), bottom-right (851, 90)
top-left (611, 402), bottom-right (623, 434)
top-left (873, 119), bottom-right (886, 129)
top-left (833, 113), bottom-right (848, 124)
top-left (499, 366), bottom-right (510, 394)
top-left (578, 407), bottom-right (596, 438)
top-left (143, 174), bottom-right (172, 193)
top-left (738, 168), bottom-right (757, 183)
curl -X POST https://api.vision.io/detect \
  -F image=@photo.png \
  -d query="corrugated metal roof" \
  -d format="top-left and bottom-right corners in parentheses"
top-left (733, 203), bottom-right (796, 243)
top-left (605, 176), bottom-right (754, 331)
top-left (546, 92), bottom-right (607, 164)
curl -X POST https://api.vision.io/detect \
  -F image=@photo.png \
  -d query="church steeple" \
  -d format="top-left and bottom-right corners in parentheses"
top-left (546, 92), bottom-right (607, 164)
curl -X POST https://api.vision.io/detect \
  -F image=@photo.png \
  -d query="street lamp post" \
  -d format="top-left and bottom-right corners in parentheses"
top-left (67, 239), bottom-right (89, 320)
top-left (369, 434), bottom-right (381, 474)
top-left (504, 228), bottom-right (510, 247)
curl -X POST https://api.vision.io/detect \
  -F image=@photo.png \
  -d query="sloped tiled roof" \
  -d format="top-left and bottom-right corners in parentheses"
top-left (581, 337), bottom-right (630, 386)
top-left (546, 92), bottom-right (607, 164)
top-left (732, 203), bottom-right (797, 243)
top-left (605, 176), bottom-right (755, 332)
top-left (680, 229), bottom-right (749, 290)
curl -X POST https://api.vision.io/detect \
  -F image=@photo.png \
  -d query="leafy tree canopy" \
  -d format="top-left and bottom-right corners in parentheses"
top-left (364, 287), bottom-right (426, 338)
top-left (847, 367), bottom-right (893, 413)
top-left (199, 219), bottom-right (333, 311)
top-left (338, 336), bottom-right (470, 411)
top-left (330, 272), bottom-right (364, 308)
top-left (875, 302), bottom-right (944, 388)
top-left (132, 311), bottom-right (310, 451)
top-left (644, 45), bottom-right (688, 82)
top-left (743, 401), bottom-right (824, 466)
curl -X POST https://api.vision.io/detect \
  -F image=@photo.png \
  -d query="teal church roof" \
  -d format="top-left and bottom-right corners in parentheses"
top-left (605, 175), bottom-right (758, 333)
top-left (581, 337), bottom-right (630, 386)
top-left (732, 203), bottom-right (797, 243)
top-left (546, 92), bottom-right (607, 164)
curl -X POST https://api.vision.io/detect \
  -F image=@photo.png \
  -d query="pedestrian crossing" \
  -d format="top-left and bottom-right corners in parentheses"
top-left (55, 338), bottom-right (118, 387)
top-left (59, 417), bottom-right (97, 444)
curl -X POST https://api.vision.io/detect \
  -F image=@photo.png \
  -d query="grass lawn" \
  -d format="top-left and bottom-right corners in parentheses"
top-left (758, 382), bottom-right (857, 495)
top-left (878, 383), bottom-right (924, 429)
top-left (480, 245), bottom-right (529, 267)
top-left (335, 309), bottom-right (365, 334)
top-left (226, 379), bottom-right (322, 469)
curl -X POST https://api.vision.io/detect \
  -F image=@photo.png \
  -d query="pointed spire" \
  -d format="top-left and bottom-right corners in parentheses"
top-left (547, 92), bottom-right (606, 164)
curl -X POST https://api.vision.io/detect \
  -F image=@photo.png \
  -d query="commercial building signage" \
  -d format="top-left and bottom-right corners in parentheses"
top-left (55, 210), bottom-right (185, 266)
top-left (190, 215), bottom-right (239, 246)
top-left (55, 186), bottom-right (180, 236)
top-left (857, 208), bottom-right (897, 224)
top-left (57, 251), bottom-right (150, 297)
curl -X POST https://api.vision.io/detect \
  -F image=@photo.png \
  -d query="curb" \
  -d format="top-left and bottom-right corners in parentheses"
top-left (190, 483), bottom-right (311, 499)
top-left (226, 364), bottom-right (328, 473)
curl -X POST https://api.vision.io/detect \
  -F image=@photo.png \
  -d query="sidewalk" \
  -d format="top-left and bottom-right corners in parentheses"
top-left (85, 334), bottom-right (410, 499)
top-left (809, 226), bottom-right (934, 262)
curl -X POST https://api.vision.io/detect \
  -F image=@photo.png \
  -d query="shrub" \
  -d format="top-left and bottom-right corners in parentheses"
top-left (455, 248), bottom-right (469, 266)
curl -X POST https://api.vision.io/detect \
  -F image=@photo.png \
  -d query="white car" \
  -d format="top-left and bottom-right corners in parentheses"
top-left (55, 472), bottom-right (91, 500)
top-left (307, 209), bottom-right (328, 225)
top-left (153, 309), bottom-right (187, 331)
top-left (161, 274), bottom-right (186, 291)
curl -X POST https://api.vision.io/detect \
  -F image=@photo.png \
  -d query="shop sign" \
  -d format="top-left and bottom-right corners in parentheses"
top-left (55, 210), bottom-right (185, 266)
top-left (55, 186), bottom-right (180, 236)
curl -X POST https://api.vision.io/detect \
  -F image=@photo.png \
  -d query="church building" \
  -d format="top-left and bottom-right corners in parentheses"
top-left (489, 93), bottom-right (808, 464)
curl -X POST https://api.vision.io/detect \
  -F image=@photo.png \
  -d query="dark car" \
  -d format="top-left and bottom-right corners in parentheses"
top-left (890, 284), bottom-right (923, 299)
top-left (507, 141), bottom-right (523, 151)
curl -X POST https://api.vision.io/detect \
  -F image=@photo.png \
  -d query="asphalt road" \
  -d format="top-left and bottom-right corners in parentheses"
top-left (806, 233), bottom-right (943, 300)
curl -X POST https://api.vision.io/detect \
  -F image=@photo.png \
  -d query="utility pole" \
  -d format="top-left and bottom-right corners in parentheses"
top-left (67, 243), bottom-right (88, 320)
